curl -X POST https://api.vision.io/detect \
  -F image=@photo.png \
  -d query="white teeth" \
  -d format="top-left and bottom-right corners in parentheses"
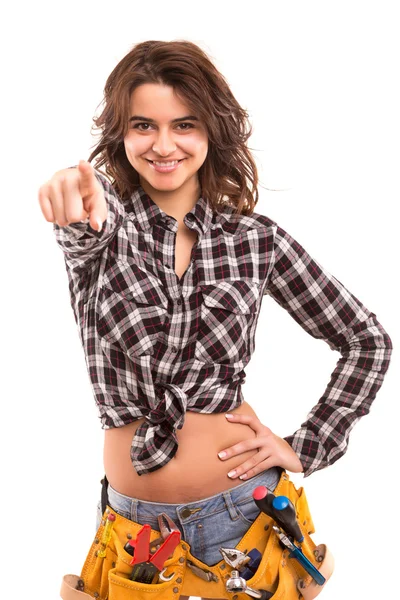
top-left (152, 160), bottom-right (180, 167)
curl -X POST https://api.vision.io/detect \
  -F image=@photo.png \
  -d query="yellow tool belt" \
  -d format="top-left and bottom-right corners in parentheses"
top-left (60, 470), bottom-right (334, 600)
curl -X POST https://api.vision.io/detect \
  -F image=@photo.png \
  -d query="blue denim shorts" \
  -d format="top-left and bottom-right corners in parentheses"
top-left (95, 467), bottom-right (281, 567)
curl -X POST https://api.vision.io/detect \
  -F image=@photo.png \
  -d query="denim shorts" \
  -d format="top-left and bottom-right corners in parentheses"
top-left (95, 466), bottom-right (281, 567)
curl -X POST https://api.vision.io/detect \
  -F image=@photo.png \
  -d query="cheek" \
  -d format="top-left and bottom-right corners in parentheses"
top-left (185, 135), bottom-right (208, 158)
top-left (124, 136), bottom-right (149, 157)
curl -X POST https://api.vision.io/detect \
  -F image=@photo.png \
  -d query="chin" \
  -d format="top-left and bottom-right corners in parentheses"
top-left (141, 177), bottom-right (187, 192)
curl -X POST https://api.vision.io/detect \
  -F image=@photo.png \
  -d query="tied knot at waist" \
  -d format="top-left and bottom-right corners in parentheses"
top-left (146, 397), bottom-right (175, 432)
top-left (130, 385), bottom-right (189, 475)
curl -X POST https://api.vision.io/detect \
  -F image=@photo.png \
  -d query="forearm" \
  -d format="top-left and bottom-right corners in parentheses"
top-left (284, 313), bottom-right (393, 476)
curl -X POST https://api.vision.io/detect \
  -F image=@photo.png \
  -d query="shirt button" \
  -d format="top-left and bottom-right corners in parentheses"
top-left (165, 264), bottom-right (171, 269)
top-left (177, 298), bottom-right (182, 306)
top-left (171, 346), bottom-right (178, 353)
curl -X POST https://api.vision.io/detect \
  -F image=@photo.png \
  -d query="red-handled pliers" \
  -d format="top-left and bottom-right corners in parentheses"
top-left (129, 523), bottom-right (181, 584)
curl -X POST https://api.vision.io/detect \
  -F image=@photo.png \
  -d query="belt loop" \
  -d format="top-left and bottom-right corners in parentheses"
top-left (131, 499), bottom-right (138, 522)
top-left (223, 491), bottom-right (239, 521)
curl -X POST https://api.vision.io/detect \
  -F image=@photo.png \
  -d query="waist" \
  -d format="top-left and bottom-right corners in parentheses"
top-left (103, 401), bottom-right (261, 502)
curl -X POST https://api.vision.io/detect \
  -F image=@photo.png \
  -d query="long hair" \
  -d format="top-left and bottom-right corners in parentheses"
top-left (87, 40), bottom-right (259, 216)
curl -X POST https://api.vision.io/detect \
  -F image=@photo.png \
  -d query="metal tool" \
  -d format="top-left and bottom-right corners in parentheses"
top-left (272, 525), bottom-right (325, 586)
top-left (129, 523), bottom-right (181, 584)
top-left (187, 560), bottom-right (219, 583)
top-left (219, 547), bottom-right (252, 570)
top-left (158, 567), bottom-right (175, 582)
top-left (125, 512), bottom-right (181, 556)
top-left (220, 547), bottom-right (261, 581)
top-left (225, 570), bottom-right (273, 599)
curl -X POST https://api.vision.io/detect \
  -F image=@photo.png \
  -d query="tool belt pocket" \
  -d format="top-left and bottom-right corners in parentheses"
top-left (60, 471), bottom-right (334, 600)
top-left (60, 510), bottom-right (188, 600)
top-left (225, 472), bottom-right (334, 600)
top-left (105, 522), bottom-right (186, 600)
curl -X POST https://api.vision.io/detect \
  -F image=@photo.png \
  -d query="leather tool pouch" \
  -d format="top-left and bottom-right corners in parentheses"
top-left (60, 470), bottom-right (334, 600)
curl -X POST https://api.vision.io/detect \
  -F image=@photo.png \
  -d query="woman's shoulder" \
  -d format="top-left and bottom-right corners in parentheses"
top-left (216, 205), bottom-right (278, 236)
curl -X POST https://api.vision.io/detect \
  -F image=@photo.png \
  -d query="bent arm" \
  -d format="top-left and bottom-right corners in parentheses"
top-left (264, 224), bottom-right (393, 477)
top-left (53, 168), bottom-right (125, 270)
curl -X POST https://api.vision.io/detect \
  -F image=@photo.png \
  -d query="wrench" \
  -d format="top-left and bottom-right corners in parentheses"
top-left (226, 570), bottom-right (273, 599)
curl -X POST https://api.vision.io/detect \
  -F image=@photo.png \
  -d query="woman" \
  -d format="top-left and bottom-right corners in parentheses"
top-left (38, 40), bottom-right (392, 600)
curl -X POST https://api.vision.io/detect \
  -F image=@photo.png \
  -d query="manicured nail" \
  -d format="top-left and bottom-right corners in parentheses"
top-left (225, 414), bottom-right (234, 419)
top-left (95, 216), bottom-right (103, 232)
top-left (227, 470), bottom-right (236, 478)
top-left (218, 451), bottom-right (227, 459)
top-left (239, 474), bottom-right (248, 480)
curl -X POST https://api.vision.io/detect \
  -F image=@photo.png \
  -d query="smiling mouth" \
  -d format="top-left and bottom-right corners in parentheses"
top-left (146, 159), bottom-right (185, 165)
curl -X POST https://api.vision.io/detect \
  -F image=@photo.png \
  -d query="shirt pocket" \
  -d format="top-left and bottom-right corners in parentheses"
top-left (95, 259), bottom-right (168, 357)
top-left (195, 279), bottom-right (260, 365)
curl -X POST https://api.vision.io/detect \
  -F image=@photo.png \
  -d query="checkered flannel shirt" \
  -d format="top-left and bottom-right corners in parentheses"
top-left (53, 170), bottom-right (393, 476)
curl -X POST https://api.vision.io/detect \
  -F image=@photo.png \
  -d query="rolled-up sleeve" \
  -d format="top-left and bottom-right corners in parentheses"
top-left (264, 224), bottom-right (393, 477)
top-left (53, 168), bottom-right (125, 270)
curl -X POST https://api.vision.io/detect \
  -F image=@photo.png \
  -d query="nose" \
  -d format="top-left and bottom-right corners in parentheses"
top-left (152, 128), bottom-right (177, 156)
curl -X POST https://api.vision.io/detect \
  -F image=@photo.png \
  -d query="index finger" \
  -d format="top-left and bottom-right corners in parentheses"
top-left (77, 160), bottom-right (100, 198)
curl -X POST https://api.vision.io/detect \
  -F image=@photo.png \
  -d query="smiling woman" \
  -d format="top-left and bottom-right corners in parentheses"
top-left (40, 38), bottom-right (392, 600)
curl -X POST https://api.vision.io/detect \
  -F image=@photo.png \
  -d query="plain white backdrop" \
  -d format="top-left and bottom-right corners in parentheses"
top-left (1, 1), bottom-right (398, 599)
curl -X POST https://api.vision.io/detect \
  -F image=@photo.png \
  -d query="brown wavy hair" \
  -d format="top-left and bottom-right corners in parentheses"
top-left (87, 40), bottom-right (259, 217)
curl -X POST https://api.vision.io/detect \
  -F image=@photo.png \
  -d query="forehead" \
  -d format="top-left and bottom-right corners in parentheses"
top-left (129, 83), bottom-right (194, 120)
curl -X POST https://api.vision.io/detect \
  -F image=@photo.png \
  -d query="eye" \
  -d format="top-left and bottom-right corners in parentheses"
top-left (176, 123), bottom-right (194, 130)
top-left (131, 122), bottom-right (195, 131)
top-left (132, 123), bottom-right (153, 131)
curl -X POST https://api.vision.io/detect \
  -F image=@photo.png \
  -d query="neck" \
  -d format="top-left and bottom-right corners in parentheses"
top-left (139, 176), bottom-right (201, 229)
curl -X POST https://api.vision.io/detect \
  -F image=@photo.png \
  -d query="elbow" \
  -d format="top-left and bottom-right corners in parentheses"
top-left (373, 316), bottom-right (393, 373)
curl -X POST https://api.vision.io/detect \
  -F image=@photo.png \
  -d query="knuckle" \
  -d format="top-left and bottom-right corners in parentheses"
top-left (249, 455), bottom-right (258, 467)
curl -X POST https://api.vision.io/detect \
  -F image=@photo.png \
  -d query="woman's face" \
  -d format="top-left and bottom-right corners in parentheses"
top-left (124, 83), bottom-right (209, 194)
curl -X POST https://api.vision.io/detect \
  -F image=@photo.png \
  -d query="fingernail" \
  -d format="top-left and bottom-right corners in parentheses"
top-left (227, 470), bottom-right (236, 478)
top-left (218, 451), bottom-right (227, 459)
top-left (239, 474), bottom-right (248, 480)
top-left (95, 216), bottom-right (103, 232)
top-left (225, 414), bottom-right (234, 419)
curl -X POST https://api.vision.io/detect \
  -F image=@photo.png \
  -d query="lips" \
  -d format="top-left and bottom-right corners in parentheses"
top-left (146, 159), bottom-right (185, 164)
top-left (146, 158), bottom-right (185, 174)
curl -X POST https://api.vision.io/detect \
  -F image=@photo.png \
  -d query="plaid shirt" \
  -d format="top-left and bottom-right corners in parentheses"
top-left (53, 170), bottom-right (393, 476)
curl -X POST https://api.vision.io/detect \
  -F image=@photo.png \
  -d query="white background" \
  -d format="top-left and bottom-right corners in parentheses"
top-left (1, 1), bottom-right (398, 599)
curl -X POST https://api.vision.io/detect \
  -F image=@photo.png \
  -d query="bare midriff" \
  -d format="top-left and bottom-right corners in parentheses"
top-left (103, 401), bottom-right (260, 503)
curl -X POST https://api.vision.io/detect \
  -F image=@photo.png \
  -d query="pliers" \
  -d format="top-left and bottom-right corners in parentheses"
top-left (127, 515), bottom-right (181, 584)
top-left (272, 525), bottom-right (326, 586)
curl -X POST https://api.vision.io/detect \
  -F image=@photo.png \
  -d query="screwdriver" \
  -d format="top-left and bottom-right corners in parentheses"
top-left (272, 496), bottom-right (304, 543)
top-left (252, 487), bottom-right (303, 543)
top-left (252, 486), bottom-right (276, 520)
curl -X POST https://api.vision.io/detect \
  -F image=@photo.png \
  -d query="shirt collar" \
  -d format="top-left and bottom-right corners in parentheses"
top-left (125, 185), bottom-right (214, 235)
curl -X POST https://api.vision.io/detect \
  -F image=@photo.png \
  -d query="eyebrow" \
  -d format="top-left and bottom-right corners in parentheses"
top-left (128, 115), bottom-right (199, 123)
